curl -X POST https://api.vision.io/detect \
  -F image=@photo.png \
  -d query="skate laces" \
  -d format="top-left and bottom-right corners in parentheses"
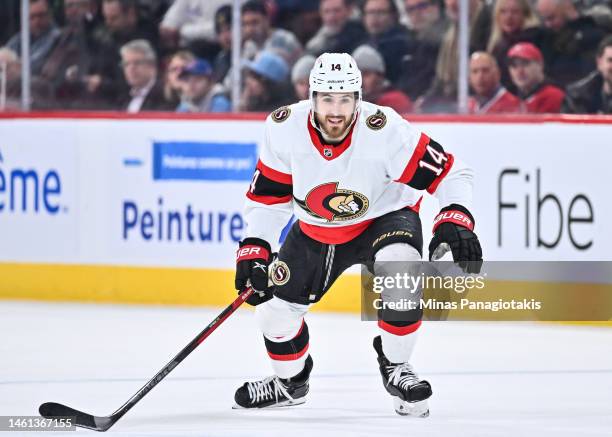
top-left (386, 363), bottom-right (419, 390)
top-left (246, 376), bottom-right (293, 404)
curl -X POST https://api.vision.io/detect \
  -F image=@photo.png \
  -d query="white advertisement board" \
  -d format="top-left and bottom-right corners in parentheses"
top-left (419, 122), bottom-right (604, 260)
top-left (0, 117), bottom-right (608, 268)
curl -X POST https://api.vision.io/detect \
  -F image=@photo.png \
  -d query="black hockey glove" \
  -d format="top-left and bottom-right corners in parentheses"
top-left (428, 204), bottom-right (483, 274)
top-left (235, 237), bottom-right (273, 306)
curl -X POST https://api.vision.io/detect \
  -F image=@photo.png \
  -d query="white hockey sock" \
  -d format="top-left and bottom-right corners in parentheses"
top-left (269, 346), bottom-right (309, 379)
top-left (255, 297), bottom-right (311, 379)
top-left (379, 322), bottom-right (420, 363)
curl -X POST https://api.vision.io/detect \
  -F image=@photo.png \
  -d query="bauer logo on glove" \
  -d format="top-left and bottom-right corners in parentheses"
top-left (429, 204), bottom-right (483, 274)
top-left (235, 238), bottom-right (274, 306)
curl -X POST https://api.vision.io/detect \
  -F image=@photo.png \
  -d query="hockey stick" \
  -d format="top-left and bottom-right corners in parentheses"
top-left (39, 286), bottom-right (255, 432)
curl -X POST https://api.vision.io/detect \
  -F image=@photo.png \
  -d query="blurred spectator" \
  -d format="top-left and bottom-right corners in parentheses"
top-left (487, 0), bottom-right (546, 91)
top-left (239, 50), bottom-right (291, 112)
top-left (562, 35), bottom-right (612, 114)
top-left (241, 0), bottom-right (303, 66)
top-left (159, 0), bottom-right (227, 51)
top-left (581, 1), bottom-right (612, 30)
top-left (306, 0), bottom-right (368, 56)
top-left (213, 5), bottom-right (232, 83)
top-left (467, 51), bottom-right (520, 114)
top-left (117, 39), bottom-right (173, 112)
top-left (536, 0), bottom-right (611, 86)
top-left (62, 0), bottom-right (160, 107)
top-left (291, 54), bottom-right (316, 101)
top-left (0, 47), bottom-right (54, 110)
top-left (398, 0), bottom-right (450, 99)
top-left (0, 0), bottom-right (20, 46)
top-left (353, 45), bottom-right (413, 113)
top-left (0, 47), bottom-right (22, 109)
top-left (176, 58), bottom-right (230, 112)
top-left (403, 0), bottom-right (448, 37)
top-left (507, 42), bottom-right (565, 113)
top-left (362, 0), bottom-right (415, 84)
top-left (417, 0), bottom-right (492, 112)
top-left (98, 0), bottom-right (158, 50)
top-left (37, 0), bottom-right (103, 106)
top-left (277, 0), bottom-right (322, 46)
top-left (164, 50), bottom-right (195, 107)
top-left (63, 0), bottom-right (100, 28)
top-left (6, 0), bottom-right (61, 75)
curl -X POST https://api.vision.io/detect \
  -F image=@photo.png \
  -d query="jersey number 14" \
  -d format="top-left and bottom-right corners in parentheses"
top-left (419, 145), bottom-right (447, 176)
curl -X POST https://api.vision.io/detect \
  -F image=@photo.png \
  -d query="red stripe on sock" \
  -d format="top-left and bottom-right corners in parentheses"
top-left (268, 344), bottom-right (309, 361)
top-left (378, 320), bottom-right (422, 336)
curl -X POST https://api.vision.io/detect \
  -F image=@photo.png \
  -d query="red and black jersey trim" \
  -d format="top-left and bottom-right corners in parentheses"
top-left (395, 133), bottom-right (454, 194)
top-left (246, 160), bottom-right (293, 205)
top-left (264, 319), bottom-right (309, 361)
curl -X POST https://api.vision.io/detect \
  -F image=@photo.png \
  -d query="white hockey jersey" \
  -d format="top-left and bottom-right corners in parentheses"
top-left (244, 100), bottom-right (474, 247)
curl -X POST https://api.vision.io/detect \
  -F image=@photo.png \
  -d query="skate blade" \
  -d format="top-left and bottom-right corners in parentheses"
top-left (232, 397), bottom-right (306, 410)
top-left (393, 398), bottom-right (429, 418)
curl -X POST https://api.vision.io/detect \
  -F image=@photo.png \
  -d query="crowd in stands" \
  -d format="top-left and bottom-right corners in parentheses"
top-left (0, 0), bottom-right (611, 114)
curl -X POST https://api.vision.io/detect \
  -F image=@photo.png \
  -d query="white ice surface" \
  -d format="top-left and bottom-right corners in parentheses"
top-left (1, 301), bottom-right (611, 437)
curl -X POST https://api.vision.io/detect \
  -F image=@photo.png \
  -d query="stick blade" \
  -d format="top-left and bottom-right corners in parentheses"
top-left (39, 402), bottom-right (114, 432)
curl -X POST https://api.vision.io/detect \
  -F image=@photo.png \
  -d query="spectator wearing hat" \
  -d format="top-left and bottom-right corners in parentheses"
top-left (213, 5), bottom-right (232, 83)
top-left (241, 0), bottom-right (303, 66)
top-left (116, 39), bottom-right (173, 112)
top-left (353, 45), bottom-right (413, 113)
top-left (176, 58), bottom-right (231, 113)
top-left (239, 50), bottom-right (292, 112)
top-left (486, 0), bottom-right (547, 91)
top-left (306, 0), bottom-right (368, 57)
top-left (507, 42), bottom-right (565, 113)
top-left (163, 50), bottom-right (195, 107)
top-left (291, 54), bottom-right (316, 101)
top-left (536, 0), bottom-right (611, 86)
top-left (468, 52), bottom-right (520, 114)
top-left (562, 35), bottom-right (612, 114)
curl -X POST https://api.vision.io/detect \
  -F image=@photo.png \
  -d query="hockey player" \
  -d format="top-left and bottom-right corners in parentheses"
top-left (233, 52), bottom-right (482, 416)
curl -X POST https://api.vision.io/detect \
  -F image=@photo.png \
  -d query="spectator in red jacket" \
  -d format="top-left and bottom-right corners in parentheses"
top-left (507, 42), bottom-right (565, 113)
top-left (352, 44), bottom-right (413, 113)
top-left (468, 52), bottom-right (520, 114)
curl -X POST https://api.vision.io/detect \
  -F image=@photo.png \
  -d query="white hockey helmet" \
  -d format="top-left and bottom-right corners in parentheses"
top-left (309, 52), bottom-right (362, 101)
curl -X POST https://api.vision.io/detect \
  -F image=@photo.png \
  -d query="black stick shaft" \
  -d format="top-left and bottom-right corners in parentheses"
top-left (107, 287), bottom-right (254, 423)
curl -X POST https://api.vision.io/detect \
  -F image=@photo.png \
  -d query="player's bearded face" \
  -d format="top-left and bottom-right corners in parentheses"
top-left (314, 93), bottom-right (357, 139)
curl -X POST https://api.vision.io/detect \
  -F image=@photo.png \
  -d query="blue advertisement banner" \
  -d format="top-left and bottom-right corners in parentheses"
top-left (153, 141), bottom-right (257, 181)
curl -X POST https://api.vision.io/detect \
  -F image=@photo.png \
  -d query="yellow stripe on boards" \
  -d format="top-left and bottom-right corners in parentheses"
top-left (0, 263), bottom-right (610, 326)
top-left (0, 263), bottom-right (362, 312)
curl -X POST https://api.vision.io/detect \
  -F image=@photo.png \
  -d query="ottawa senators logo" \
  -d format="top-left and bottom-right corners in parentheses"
top-left (270, 261), bottom-right (291, 286)
top-left (271, 106), bottom-right (291, 123)
top-left (366, 109), bottom-right (387, 130)
top-left (295, 182), bottom-right (369, 222)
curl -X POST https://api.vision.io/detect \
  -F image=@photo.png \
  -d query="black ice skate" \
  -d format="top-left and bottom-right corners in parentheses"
top-left (233, 355), bottom-right (313, 409)
top-left (373, 336), bottom-right (432, 417)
